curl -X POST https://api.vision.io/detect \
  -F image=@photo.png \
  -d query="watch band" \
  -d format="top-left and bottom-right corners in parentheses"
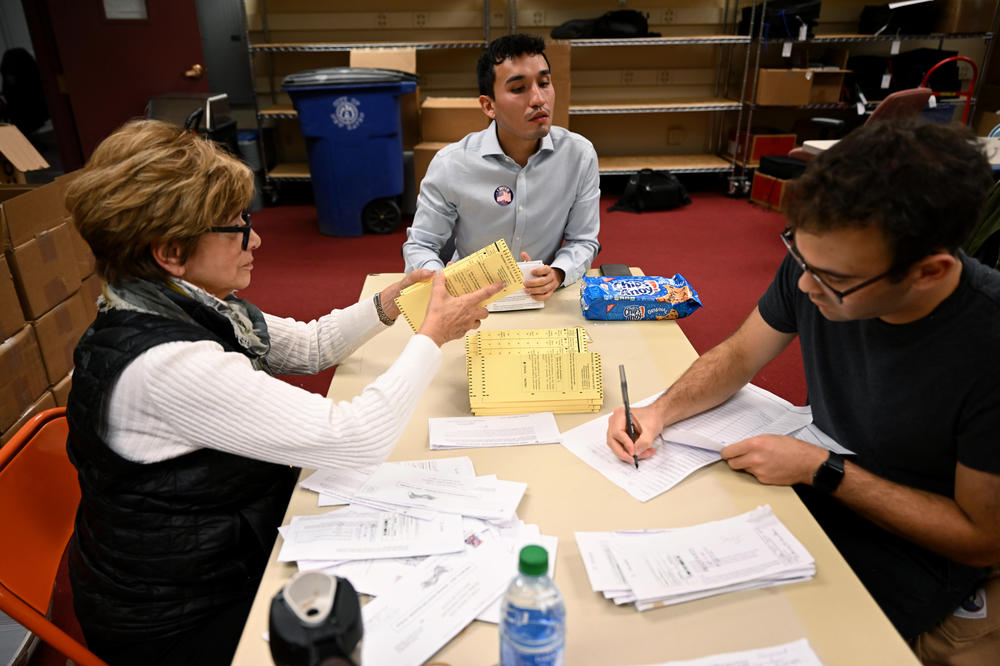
top-left (373, 292), bottom-right (395, 327)
top-left (812, 451), bottom-right (845, 493)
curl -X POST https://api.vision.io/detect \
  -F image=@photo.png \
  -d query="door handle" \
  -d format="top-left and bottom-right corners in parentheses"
top-left (184, 64), bottom-right (205, 80)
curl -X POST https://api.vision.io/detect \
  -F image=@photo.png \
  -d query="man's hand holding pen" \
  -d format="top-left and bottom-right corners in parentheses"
top-left (607, 403), bottom-right (665, 465)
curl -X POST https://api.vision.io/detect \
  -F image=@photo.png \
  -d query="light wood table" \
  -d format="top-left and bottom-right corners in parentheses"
top-left (232, 272), bottom-right (918, 666)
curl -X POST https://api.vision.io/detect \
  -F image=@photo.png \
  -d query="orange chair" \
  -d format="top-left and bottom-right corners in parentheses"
top-left (0, 407), bottom-right (106, 666)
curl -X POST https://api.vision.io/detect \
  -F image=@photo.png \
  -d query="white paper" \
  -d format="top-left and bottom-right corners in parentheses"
top-left (429, 412), bottom-right (562, 450)
top-left (781, 41), bottom-right (793, 58)
top-left (608, 506), bottom-right (814, 606)
top-left (277, 509), bottom-right (464, 562)
top-left (353, 465), bottom-right (527, 521)
top-left (300, 457), bottom-right (476, 506)
top-left (638, 638), bottom-right (823, 666)
top-left (361, 543), bottom-right (510, 666)
top-left (474, 528), bottom-right (559, 623)
top-left (486, 261), bottom-right (545, 311)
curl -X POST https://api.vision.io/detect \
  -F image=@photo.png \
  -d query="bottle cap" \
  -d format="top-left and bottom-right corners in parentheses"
top-left (518, 545), bottom-right (548, 576)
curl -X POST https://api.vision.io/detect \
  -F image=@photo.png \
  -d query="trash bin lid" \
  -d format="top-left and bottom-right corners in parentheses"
top-left (281, 67), bottom-right (419, 89)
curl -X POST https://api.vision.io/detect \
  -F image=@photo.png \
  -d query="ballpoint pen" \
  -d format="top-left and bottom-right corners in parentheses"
top-left (619, 364), bottom-right (639, 469)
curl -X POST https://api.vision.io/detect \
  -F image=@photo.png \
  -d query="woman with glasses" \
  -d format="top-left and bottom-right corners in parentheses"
top-left (62, 119), bottom-right (503, 665)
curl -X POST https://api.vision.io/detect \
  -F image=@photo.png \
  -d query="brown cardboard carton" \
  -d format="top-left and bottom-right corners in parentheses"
top-left (32, 289), bottom-right (92, 384)
top-left (727, 132), bottom-right (797, 165)
top-left (0, 254), bottom-right (24, 340)
top-left (0, 124), bottom-right (49, 185)
top-left (80, 273), bottom-right (103, 321)
top-left (420, 98), bottom-right (489, 143)
top-left (545, 40), bottom-right (571, 130)
top-left (1, 391), bottom-right (56, 445)
top-left (755, 69), bottom-right (813, 106)
top-left (350, 48), bottom-right (420, 150)
top-left (413, 141), bottom-right (449, 190)
top-left (809, 69), bottom-right (849, 104)
top-left (51, 372), bottom-right (72, 407)
top-left (65, 215), bottom-right (96, 281)
top-left (0, 325), bottom-right (49, 432)
top-left (935, 0), bottom-right (995, 33)
top-left (1, 177), bottom-right (72, 249)
top-left (7, 221), bottom-right (82, 319)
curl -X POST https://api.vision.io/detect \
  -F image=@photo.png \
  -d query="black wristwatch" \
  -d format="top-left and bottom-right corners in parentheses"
top-left (812, 451), bottom-right (845, 493)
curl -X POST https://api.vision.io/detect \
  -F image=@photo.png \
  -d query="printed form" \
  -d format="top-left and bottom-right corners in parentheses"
top-left (639, 639), bottom-right (823, 666)
top-left (428, 412), bottom-right (562, 450)
top-left (486, 260), bottom-right (545, 311)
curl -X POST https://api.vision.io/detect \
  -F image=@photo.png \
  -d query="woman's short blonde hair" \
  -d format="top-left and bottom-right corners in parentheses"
top-left (65, 119), bottom-right (254, 284)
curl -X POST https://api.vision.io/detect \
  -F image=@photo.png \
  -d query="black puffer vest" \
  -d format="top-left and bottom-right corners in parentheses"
top-left (67, 300), bottom-right (296, 644)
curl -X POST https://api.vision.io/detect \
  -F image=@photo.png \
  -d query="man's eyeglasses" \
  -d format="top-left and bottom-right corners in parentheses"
top-left (780, 227), bottom-right (891, 304)
top-left (210, 211), bottom-right (252, 250)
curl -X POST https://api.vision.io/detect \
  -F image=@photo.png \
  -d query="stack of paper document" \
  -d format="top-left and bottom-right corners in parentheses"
top-left (561, 384), bottom-right (851, 502)
top-left (395, 238), bottom-right (524, 332)
top-left (465, 327), bottom-right (603, 415)
top-left (576, 506), bottom-right (815, 611)
top-left (279, 457), bottom-right (557, 665)
top-left (639, 639), bottom-right (823, 666)
top-left (486, 260), bottom-right (545, 312)
top-left (428, 412), bottom-right (563, 450)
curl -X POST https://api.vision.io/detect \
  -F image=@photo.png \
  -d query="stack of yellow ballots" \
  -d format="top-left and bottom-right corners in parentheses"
top-left (465, 327), bottom-right (604, 415)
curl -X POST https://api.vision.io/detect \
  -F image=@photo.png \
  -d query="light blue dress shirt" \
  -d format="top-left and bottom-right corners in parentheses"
top-left (402, 121), bottom-right (601, 286)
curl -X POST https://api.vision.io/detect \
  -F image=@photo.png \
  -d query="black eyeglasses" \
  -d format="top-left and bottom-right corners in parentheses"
top-left (780, 227), bottom-right (891, 304)
top-left (209, 211), bottom-right (252, 250)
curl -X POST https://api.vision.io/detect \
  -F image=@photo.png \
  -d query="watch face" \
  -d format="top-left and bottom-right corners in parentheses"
top-left (814, 453), bottom-right (845, 493)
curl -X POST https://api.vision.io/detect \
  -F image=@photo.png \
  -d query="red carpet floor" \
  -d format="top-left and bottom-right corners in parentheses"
top-left (239, 191), bottom-right (808, 405)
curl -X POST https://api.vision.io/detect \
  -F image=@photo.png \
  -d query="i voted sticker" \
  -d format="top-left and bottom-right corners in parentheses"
top-left (494, 186), bottom-right (513, 206)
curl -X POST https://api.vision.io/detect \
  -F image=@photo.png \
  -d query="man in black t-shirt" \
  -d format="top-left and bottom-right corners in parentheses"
top-left (606, 122), bottom-right (1000, 654)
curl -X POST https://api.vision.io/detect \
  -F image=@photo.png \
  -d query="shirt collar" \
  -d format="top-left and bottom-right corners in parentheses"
top-left (479, 120), bottom-right (555, 161)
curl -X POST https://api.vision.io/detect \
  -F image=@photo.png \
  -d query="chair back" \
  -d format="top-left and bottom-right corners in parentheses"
top-left (0, 407), bottom-right (106, 665)
top-left (865, 88), bottom-right (934, 126)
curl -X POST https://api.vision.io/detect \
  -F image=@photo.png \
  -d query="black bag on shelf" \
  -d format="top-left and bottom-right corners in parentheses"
top-left (845, 54), bottom-right (895, 103)
top-left (858, 1), bottom-right (937, 35)
top-left (608, 169), bottom-right (691, 214)
top-left (758, 155), bottom-right (808, 180)
top-left (892, 48), bottom-right (961, 92)
top-left (551, 10), bottom-right (660, 39)
top-left (738, 1), bottom-right (822, 40)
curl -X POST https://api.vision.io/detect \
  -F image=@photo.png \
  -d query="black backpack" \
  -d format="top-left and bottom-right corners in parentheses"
top-left (551, 10), bottom-right (660, 39)
top-left (608, 169), bottom-right (691, 214)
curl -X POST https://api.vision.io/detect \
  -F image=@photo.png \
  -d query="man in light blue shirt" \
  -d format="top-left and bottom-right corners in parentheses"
top-left (402, 34), bottom-right (600, 301)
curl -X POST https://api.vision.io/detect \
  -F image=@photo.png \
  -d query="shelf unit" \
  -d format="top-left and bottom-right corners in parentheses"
top-left (731, 1), bottom-right (1000, 191)
top-left (242, 1), bottom-right (497, 189)
top-left (508, 2), bottom-right (755, 181)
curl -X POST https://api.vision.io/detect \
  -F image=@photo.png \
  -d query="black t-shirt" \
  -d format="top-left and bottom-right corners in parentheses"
top-left (758, 252), bottom-right (1000, 639)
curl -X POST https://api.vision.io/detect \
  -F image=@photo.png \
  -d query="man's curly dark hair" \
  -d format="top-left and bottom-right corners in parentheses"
top-left (476, 34), bottom-right (551, 97)
top-left (785, 120), bottom-right (993, 281)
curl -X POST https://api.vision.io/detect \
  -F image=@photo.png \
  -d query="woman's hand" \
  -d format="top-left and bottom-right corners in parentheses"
top-left (418, 272), bottom-right (505, 346)
top-left (378, 269), bottom-right (434, 321)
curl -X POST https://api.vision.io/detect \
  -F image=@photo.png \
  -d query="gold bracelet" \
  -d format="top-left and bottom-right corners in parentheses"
top-left (373, 292), bottom-right (395, 327)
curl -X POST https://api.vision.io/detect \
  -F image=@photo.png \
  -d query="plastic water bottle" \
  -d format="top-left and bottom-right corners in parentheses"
top-left (499, 545), bottom-right (566, 666)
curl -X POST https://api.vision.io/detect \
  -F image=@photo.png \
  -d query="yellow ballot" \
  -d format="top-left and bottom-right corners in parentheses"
top-left (465, 328), bottom-right (604, 415)
top-left (394, 239), bottom-right (524, 333)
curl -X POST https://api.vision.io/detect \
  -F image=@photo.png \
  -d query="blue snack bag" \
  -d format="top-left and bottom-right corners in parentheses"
top-left (579, 274), bottom-right (702, 321)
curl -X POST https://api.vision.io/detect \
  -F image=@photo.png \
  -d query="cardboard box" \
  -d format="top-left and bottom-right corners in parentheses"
top-left (756, 69), bottom-right (813, 106)
top-left (0, 124), bottom-right (49, 185)
top-left (51, 372), bottom-right (72, 407)
top-left (750, 171), bottom-right (791, 212)
top-left (0, 184), bottom-right (35, 204)
top-left (65, 216), bottom-right (96, 281)
top-left (0, 326), bottom-right (49, 433)
top-left (350, 48), bottom-right (420, 150)
top-left (420, 98), bottom-right (489, 143)
top-left (413, 141), bottom-right (449, 190)
top-left (0, 254), bottom-right (24, 340)
top-left (545, 40), bottom-right (571, 130)
top-left (80, 273), bottom-right (103, 321)
top-left (809, 69), bottom-right (849, 104)
top-left (935, 0), bottom-right (995, 33)
top-left (728, 132), bottom-right (797, 165)
top-left (7, 221), bottom-right (82, 319)
top-left (32, 289), bottom-right (92, 385)
top-left (1, 177), bottom-right (72, 249)
top-left (1, 390), bottom-right (56, 445)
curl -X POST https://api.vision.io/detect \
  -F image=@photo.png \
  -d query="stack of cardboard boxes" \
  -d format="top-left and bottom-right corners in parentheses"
top-left (0, 129), bottom-right (100, 443)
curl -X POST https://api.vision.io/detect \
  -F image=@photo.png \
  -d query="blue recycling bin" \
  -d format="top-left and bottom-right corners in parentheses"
top-left (282, 68), bottom-right (417, 236)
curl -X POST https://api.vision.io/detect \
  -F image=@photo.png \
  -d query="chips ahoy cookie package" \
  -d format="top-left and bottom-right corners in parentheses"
top-left (579, 275), bottom-right (702, 321)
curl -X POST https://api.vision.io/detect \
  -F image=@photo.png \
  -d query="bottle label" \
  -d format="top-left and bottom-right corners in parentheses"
top-left (500, 605), bottom-right (565, 666)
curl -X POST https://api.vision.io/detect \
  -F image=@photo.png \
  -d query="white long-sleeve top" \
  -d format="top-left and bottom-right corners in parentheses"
top-left (103, 298), bottom-right (441, 469)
